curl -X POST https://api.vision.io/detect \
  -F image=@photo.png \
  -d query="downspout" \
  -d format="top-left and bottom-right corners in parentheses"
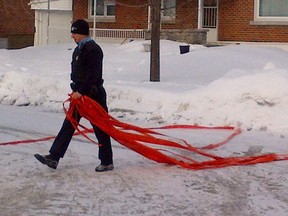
top-left (197, 0), bottom-right (203, 29)
top-left (148, 6), bottom-right (151, 30)
top-left (47, 0), bottom-right (50, 45)
top-left (93, 0), bottom-right (97, 38)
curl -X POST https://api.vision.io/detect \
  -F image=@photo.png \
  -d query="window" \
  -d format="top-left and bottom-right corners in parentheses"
top-left (90, 0), bottom-right (115, 17)
top-left (162, 0), bottom-right (176, 19)
top-left (259, 0), bottom-right (288, 17)
top-left (254, 0), bottom-right (288, 22)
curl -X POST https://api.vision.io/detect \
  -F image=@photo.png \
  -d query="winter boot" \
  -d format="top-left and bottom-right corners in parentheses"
top-left (34, 154), bottom-right (59, 169)
top-left (95, 164), bottom-right (114, 172)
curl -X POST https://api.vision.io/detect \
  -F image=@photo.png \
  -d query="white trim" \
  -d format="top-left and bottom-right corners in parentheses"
top-left (161, 0), bottom-right (176, 21)
top-left (254, 0), bottom-right (288, 22)
top-left (148, 6), bottom-right (151, 30)
top-left (197, 0), bottom-right (203, 29)
top-left (93, 0), bottom-right (97, 38)
top-left (88, 0), bottom-right (116, 19)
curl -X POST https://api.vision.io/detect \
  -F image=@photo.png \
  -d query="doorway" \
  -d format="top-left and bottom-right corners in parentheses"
top-left (202, 0), bottom-right (218, 43)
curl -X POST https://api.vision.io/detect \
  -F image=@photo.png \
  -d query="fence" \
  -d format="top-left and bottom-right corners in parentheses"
top-left (90, 29), bottom-right (146, 40)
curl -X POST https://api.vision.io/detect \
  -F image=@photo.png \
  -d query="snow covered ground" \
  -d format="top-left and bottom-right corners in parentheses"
top-left (1, 40), bottom-right (288, 215)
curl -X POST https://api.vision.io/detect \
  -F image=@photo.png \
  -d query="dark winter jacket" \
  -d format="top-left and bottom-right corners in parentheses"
top-left (71, 39), bottom-right (104, 96)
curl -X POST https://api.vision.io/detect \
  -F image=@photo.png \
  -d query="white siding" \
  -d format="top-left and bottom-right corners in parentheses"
top-left (30, 0), bottom-right (72, 11)
top-left (48, 11), bottom-right (73, 44)
top-left (34, 10), bottom-right (73, 46)
top-left (30, 0), bottom-right (73, 46)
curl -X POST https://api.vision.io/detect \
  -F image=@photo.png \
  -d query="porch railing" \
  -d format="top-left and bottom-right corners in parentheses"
top-left (89, 29), bottom-right (146, 39)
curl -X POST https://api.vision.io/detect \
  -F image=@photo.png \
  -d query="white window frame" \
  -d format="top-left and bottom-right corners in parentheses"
top-left (88, 0), bottom-right (116, 19)
top-left (161, 0), bottom-right (176, 21)
top-left (253, 0), bottom-right (288, 23)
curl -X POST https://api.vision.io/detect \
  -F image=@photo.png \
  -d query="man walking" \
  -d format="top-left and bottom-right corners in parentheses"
top-left (34, 19), bottom-right (113, 172)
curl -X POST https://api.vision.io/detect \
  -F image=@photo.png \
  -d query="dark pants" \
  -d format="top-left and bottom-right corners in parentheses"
top-left (49, 86), bottom-right (113, 165)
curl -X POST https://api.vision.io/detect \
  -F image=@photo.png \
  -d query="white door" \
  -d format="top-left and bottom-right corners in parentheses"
top-left (202, 0), bottom-right (218, 43)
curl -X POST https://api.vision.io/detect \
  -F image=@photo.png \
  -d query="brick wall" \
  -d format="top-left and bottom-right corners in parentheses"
top-left (74, 0), bottom-right (288, 43)
top-left (0, 0), bottom-right (34, 37)
top-left (171, 0), bottom-right (198, 29)
top-left (73, 0), bottom-right (198, 30)
top-left (218, 0), bottom-right (288, 43)
top-left (73, 0), bottom-right (149, 29)
top-left (113, 0), bottom-right (148, 29)
top-left (73, 0), bottom-right (88, 21)
top-left (0, 0), bottom-right (34, 48)
top-left (73, 0), bottom-right (204, 43)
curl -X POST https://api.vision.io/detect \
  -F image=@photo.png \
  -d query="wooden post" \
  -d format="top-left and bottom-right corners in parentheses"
top-left (150, 0), bottom-right (161, 82)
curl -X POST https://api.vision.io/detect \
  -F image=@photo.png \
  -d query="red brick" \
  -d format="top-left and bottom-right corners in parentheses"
top-left (0, 0), bottom-right (34, 37)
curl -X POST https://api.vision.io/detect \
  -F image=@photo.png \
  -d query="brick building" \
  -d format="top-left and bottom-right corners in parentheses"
top-left (219, 0), bottom-right (288, 43)
top-left (0, 0), bottom-right (35, 49)
top-left (2, 0), bottom-right (288, 48)
top-left (72, 0), bottom-right (288, 44)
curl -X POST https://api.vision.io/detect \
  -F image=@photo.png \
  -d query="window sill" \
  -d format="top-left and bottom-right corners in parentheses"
top-left (250, 20), bottom-right (288, 26)
top-left (86, 17), bottom-right (116, 23)
top-left (161, 19), bottom-right (176, 24)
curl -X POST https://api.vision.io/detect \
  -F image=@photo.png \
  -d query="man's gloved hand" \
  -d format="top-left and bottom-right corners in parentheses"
top-left (71, 91), bottom-right (82, 100)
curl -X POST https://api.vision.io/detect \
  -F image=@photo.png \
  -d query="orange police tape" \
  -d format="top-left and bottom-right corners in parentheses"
top-left (1, 95), bottom-right (288, 170)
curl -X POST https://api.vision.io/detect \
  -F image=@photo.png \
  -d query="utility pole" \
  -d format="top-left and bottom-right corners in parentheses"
top-left (150, 0), bottom-right (161, 82)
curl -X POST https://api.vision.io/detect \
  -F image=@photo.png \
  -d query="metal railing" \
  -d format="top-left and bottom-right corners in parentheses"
top-left (90, 29), bottom-right (146, 39)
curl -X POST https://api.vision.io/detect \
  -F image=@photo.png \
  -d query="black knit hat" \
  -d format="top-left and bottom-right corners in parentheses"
top-left (71, 19), bottom-right (89, 35)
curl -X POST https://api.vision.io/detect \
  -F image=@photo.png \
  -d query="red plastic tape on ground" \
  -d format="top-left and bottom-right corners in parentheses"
top-left (2, 95), bottom-right (288, 170)
top-left (64, 96), bottom-right (288, 170)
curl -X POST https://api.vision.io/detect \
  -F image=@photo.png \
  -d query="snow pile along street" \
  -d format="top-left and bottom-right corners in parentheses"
top-left (1, 40), bottom-right (288, 215)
